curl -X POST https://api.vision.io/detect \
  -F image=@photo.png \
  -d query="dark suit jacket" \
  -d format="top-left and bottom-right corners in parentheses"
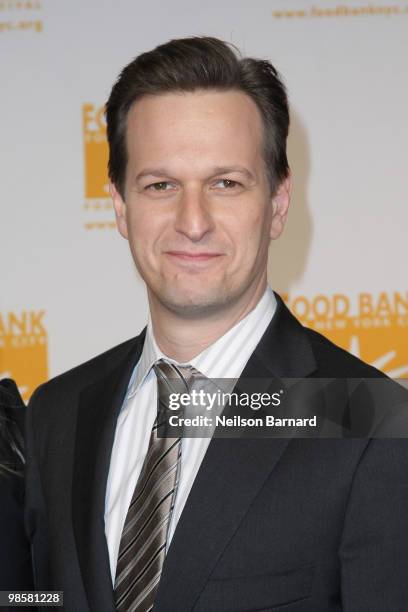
top-left (0, 379), bottom-right (33, 592)
top-left (25, 294), bottom-right (408, 611)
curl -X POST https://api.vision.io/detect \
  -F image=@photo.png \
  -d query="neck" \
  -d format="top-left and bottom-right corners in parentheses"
top-left (148, 279), bottom-right (268, 363)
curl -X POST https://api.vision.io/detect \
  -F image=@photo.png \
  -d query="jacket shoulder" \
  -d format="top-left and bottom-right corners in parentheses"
top-left (30, 334), bottom-right (143, 407)
top-left (304, 326), bottom-right (386, 378)
top-left (0, 379), bottom-right (25, 470)
top-left (272, 293), bottom-right (386, 379)
top-left (0, 378), bottom-right (25, 409)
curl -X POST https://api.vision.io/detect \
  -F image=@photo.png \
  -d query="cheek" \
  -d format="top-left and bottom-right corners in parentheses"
top-left (126, 208), bottom-right (166, 255)
top-left (224, 205), bottom-right (269, 256)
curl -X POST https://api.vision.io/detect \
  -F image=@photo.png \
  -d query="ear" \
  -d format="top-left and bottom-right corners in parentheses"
top-left (110, 183), bottom-right (128, 239)
top-left (269, 174), bottom-right (292, 240)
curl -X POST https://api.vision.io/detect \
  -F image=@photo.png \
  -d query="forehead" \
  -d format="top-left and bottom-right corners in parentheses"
top-left (125, 89), bottom-right (264, 171)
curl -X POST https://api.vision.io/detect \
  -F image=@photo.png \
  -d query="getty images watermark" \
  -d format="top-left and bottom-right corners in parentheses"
top-left (166, 388), bottom-right (316, 429)
top-left (157, 377), bottom-right (408, 438)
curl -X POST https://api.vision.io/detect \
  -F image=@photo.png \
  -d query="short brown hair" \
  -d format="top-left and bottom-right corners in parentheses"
top-left (106, 36), bottom-right (290, 198)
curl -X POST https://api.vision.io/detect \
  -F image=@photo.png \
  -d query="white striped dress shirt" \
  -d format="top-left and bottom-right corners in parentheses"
top-left (104, 286), bottom-right (277, 580)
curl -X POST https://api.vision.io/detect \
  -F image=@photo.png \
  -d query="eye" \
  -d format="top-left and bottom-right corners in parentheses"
top-left (145, 181), bottom-right (174, 191)
top-left (214, 179), bottom-right (240, 189)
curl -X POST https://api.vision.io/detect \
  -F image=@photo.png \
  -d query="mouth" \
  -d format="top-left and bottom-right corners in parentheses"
top-left (163, 250), bottom-right (225, 270)
top-left (165, 250), bottom-right (223, 262)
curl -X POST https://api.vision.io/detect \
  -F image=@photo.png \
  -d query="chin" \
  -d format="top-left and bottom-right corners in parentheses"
top-left (157, 288), bottom-right (233, 318)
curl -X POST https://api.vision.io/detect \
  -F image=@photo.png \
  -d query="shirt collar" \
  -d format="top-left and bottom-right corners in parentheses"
top-left (125, 286), bottom-right (276, 399)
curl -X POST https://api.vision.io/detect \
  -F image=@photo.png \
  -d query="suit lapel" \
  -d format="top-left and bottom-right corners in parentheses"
top-left (156, 436), bottom-right (291, 612)
top-left (154, 294), bottom-right (317, 611)
top-left (72, 332), bottom-right (145, 612)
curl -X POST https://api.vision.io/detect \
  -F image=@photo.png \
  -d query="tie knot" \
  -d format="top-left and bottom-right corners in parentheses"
top-left (153, 359), bottom-right (203, 435)
top-left (153, 358), bottom-right (200, 391)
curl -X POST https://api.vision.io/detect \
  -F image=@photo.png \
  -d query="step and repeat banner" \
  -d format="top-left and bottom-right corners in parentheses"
top-left (1, 0), bottom-right (407, 401)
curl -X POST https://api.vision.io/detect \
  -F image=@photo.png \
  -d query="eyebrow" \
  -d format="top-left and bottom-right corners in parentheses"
top-left (134, 165), bottom-right (255, 182)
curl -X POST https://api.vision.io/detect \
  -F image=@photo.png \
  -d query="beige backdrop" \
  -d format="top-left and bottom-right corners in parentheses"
top-left (1, 0), bottom-right (407, 401)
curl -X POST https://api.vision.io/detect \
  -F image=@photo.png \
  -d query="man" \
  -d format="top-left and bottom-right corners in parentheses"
top-left (25, 37), bottom-right (408, 611)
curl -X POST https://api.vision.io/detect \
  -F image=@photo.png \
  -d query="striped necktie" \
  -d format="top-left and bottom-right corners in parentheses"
top-left (114, 359), bottom-right (199, 612)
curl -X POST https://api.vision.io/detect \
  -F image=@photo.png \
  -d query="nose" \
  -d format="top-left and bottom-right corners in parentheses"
top-left (174, 187), bottom-right (215, 242)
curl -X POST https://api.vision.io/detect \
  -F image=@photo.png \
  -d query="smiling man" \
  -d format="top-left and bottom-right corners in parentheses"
top-left (111, 86), bottom-right (290, 356)
top-left (26, 37), bottom-right (408, 612)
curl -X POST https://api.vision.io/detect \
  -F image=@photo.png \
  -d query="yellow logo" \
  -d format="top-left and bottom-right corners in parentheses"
top-left (0, 310), bottom-right (48, 402)
top-left (82, 103), bottom-right (115, 230)
top-left (0, 0), bottom-right (43, 34)
top-left (284, 291), bottom-right (408, 378)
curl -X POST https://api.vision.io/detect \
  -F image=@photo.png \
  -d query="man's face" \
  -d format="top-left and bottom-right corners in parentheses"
top-left (112, 89), bottom-right (290, 317)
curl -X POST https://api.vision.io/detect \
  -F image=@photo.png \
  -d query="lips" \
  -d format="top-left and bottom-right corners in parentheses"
top-left (164, 250), bottom-right (222, 261)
